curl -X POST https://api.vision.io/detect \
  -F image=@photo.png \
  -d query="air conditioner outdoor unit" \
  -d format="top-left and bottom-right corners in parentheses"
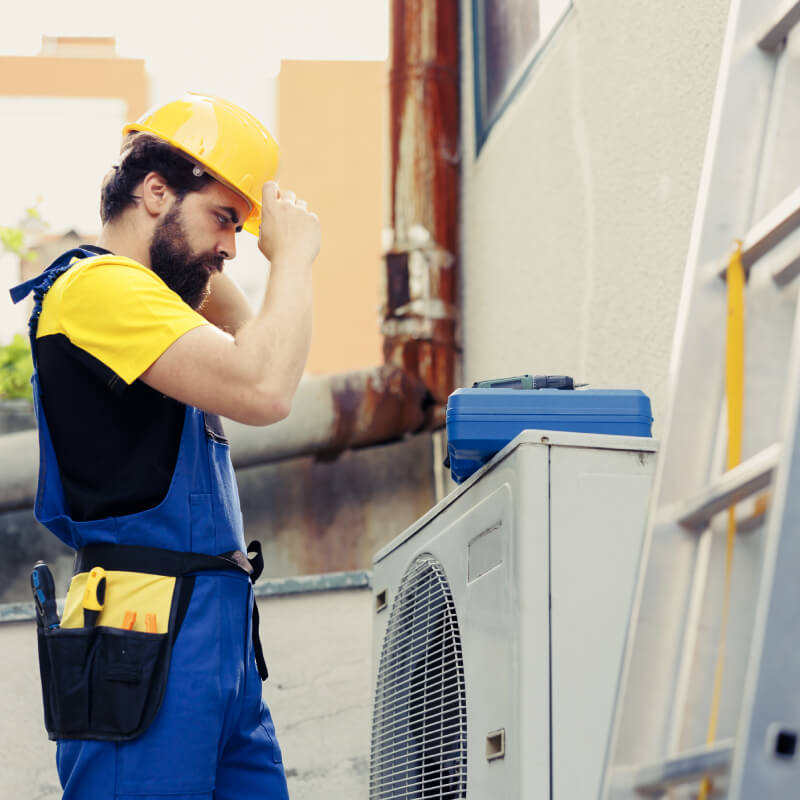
top-left (369, 430), bottom-right (657, 799)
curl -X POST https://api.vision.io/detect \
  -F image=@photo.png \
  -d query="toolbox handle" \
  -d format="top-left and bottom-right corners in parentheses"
top-left (471, 374), bottom-right (585, 390)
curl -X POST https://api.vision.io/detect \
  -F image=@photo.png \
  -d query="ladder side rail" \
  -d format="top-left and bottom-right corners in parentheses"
top-left (662, 370), bottom-right (741, 757)
top-left (728, 291), bottom-right (800, 796)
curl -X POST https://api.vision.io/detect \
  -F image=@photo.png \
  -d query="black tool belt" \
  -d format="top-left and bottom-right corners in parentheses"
top-left (37, 540), bottom-right (269, 742)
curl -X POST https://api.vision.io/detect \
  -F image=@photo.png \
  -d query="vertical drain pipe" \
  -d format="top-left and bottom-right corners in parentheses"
top-left (384, 0), bottom-right (461, 415)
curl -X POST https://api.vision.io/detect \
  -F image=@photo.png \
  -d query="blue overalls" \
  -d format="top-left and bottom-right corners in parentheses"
top-left (12, 250), bottom-right (289, 800)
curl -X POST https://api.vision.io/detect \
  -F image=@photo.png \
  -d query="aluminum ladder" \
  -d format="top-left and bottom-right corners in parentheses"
top-left (601, 1), bottom-right (800, 797)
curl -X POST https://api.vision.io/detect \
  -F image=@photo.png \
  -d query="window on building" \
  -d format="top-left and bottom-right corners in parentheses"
top-left (473, 0), bottom-right (571, 149)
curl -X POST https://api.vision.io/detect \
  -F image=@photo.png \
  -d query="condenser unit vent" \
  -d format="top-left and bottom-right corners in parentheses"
top-left (370, 553), bottom-right (467, 799)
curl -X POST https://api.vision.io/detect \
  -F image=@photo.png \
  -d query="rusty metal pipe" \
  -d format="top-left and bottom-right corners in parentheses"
top-left (226, 366), bottom-right (432, 467)
top-left (383, 0), bottom-right (461, 405)
top-left (0, 366), bottom-right (432, 513)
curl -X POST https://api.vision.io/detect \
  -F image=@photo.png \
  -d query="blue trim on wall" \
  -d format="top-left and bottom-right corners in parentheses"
top-left (472, 1), bottom-right (574, 154)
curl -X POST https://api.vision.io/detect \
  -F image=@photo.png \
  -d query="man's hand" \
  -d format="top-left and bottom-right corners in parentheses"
top-left (258, 182), bottom-right (320, 267)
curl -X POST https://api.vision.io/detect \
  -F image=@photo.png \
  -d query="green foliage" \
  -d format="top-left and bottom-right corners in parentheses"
top-left (0, 226), bottom-right (32, 259)
top-left (0, 201), bottom-right (47, 261)
top-left (0, 201), bottom-right (47, 402)
top-left (0, 334), bottom-right (33, 401)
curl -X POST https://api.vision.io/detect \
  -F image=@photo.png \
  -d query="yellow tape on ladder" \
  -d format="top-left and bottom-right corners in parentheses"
top-left (699, 241), bottom-right (745, 800)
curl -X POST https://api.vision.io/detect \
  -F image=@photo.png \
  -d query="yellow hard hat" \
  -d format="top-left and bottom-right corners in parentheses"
top-left (123, 92), bottom-right (279, 235)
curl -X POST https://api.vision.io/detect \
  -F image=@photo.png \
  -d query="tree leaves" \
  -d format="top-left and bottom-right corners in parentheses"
top-left (0, 334), bottom-right (33, 401)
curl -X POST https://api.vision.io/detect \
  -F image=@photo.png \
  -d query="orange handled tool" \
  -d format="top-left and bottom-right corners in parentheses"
top-left (122, 610), bottom-right (137, 630)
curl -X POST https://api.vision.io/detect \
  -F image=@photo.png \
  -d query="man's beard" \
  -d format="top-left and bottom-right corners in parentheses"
top-left (149, 202), bottom-right (223, 309)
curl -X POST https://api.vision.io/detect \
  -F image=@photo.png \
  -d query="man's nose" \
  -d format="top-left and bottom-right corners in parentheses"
top-left (217, 231), bottom-right (236, 260)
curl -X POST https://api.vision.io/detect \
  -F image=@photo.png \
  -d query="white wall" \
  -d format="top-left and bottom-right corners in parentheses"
top-left (460, 0), bottom-right (731, 435)
top-left (0, 587), bottom-right (373, 799)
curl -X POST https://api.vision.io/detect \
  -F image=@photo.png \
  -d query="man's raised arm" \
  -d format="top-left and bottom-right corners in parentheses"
top-left (141, 182), bottom-right (320, 425)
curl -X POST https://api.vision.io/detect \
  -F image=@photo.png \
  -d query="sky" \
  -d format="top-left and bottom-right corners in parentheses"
top-left (0, 0), bottom-right (390, 73)
top-left (0, 0), bottom-right (389, 340)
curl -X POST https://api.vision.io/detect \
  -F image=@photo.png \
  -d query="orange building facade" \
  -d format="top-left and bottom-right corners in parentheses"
top-left (0, 36), bottom-right (148, 121)
top-left (277, 59), bottom-right (386, 373)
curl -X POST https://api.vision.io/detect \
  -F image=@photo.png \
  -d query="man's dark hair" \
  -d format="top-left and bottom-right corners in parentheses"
top-left (100, 132), bottom-right (215, 224)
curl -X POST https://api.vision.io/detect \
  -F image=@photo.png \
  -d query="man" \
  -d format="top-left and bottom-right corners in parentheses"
top-left (12, 93), bottom-right (320, 799)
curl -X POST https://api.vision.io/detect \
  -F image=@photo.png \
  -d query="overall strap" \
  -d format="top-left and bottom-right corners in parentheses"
top-left (9, 246), bottom-right (104, 363)
top-left (245, 540), bottom-right (269, 680)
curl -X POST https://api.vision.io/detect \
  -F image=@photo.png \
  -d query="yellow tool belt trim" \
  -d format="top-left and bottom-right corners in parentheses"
top-left (62, 571), bottom-right (176, 634)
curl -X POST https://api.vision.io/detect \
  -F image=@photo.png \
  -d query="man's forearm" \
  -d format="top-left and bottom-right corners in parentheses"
top-left (231, 257), bottom-right (313, 415)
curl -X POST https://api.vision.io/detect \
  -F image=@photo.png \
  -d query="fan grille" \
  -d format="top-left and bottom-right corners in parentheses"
top-left (370, 554), bottom-right (467, 799)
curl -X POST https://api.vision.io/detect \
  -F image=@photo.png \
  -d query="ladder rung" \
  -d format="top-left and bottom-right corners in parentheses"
top-left (667, 443), bottom-right (780, 532)
top-left (619, 739), bottom-right (735, 796)
top-left (772, 251), bottom-right (800, 286)
top-left (715, 186), bottom-right (800, 278)
top-left (742, 186), bottom-right (800, 269)
top-left (758, 1), bottom-right (800, 52)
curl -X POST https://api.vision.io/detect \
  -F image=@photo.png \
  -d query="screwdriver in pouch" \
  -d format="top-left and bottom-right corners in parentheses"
top-left (81, 567), bottom-right (107, 628)
top-left (31, 561), bottom-right (60, 630)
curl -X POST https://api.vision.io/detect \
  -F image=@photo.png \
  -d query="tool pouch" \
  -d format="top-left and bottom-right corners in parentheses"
top-left (35, 542), bottom-right (263, 742)
top-left (36, 577), bottom-right (189, 741)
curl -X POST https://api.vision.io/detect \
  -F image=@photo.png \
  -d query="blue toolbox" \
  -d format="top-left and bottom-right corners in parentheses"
top-left (445, 375), bottom-right (653, 483)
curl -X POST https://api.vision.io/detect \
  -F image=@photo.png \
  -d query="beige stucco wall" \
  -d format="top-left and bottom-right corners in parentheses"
top-left (0, 587), bottom-right (374, 799)
top-left (460, 0), bottom-right (731, 435)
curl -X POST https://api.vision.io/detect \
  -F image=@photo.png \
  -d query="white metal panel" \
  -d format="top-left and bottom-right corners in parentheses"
top-left (461, 478), bottom-right (539, 800)
top-left (548, 445), bottom-right (656, 800)
top-left (512, 443), bottom-right (554, 800)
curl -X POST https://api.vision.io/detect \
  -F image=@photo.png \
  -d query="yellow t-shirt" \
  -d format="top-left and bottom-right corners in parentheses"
top-left (34, 252), bottom-right (210, 521)
top-left (37, 255), bottom-right (208, 384)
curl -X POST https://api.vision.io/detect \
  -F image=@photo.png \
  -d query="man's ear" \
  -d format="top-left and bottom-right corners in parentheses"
top-left (140, 172), bottom-right (175, 217)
